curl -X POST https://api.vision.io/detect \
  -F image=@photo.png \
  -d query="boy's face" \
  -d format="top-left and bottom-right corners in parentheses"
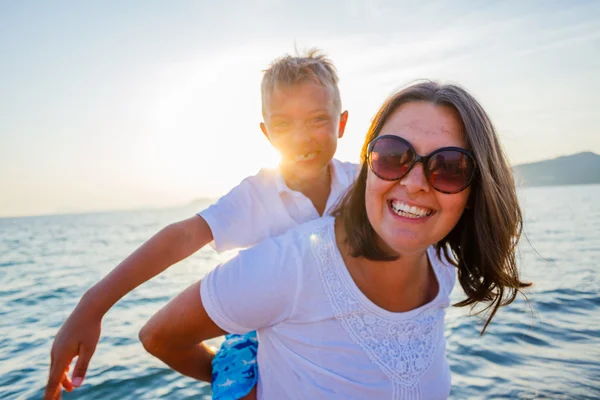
top-left (260, 81), bottom-right (348, 182)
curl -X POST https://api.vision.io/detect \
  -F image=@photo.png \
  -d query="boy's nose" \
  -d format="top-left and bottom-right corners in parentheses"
top-left (290, 125), bottom-right (311, 146)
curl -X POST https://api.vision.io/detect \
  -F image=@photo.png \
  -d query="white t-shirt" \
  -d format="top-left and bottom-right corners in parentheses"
top-left (198, 158), bottom-right (358, 253)
top-left (201, 217), bottom-right (456, 400)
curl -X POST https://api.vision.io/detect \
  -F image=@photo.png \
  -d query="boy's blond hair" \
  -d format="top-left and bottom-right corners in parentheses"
top-left (261, 48), bottom-right (342, 117)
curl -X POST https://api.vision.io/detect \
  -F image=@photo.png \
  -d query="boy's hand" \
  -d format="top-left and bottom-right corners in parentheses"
top-left (44, 305), bottom-right (101, 400)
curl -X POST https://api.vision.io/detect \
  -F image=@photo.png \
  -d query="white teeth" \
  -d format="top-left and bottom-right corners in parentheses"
top-left (294, 152), bottom-right (317, 162)
top-left (390, 200), bottom-right (433, 218)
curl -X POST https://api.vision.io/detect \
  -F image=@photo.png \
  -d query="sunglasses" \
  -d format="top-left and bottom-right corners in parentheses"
top-left (367, 135), bottom-right (477, 194)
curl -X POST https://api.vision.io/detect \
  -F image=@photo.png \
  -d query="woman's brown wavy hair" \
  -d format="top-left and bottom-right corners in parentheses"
top-left (333, 81), bottom-right (530, 333)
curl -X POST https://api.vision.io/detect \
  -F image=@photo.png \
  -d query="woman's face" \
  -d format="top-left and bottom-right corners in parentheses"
top-left (365, 101), bottom-right (471, 256)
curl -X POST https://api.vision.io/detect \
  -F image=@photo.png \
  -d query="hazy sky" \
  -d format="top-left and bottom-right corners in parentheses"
top-left (1, 1), bottom-right (599, 217)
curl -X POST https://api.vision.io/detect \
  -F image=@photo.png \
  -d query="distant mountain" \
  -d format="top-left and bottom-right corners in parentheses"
top-left (513, 152), bottom-right (600, 187)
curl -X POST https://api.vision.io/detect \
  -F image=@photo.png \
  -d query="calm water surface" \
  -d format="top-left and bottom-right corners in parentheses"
top-left (1, 185), bottom-right (599, 399)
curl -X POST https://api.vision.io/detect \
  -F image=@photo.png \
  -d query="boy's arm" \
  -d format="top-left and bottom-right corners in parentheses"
top-left (44, 215), bottom-right (213, 400)
top-left (84, 215), bottom-right (213, 315)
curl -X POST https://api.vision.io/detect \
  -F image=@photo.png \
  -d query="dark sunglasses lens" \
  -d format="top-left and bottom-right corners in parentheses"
top-left (370, 137), bottom-right (413, 180)
top-left (426, 150), bottom-right (475, 193)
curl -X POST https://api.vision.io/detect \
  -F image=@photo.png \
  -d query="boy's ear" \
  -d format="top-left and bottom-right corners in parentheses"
top-left (260, 122), bottom-right (271, 143)
top-left (338, 111), bottom-right (349, 139)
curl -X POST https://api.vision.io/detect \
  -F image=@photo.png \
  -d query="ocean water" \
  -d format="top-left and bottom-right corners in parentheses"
top-left (1, 185), bottom-right (598, 399)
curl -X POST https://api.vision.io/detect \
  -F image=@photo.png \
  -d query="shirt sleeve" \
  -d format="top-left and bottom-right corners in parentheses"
top-left (345, 161), bottom-right (360, 180)
top-left (200, 234), bottom-right (300, 334)
top-left (197, 172), bottom-right (271, 253)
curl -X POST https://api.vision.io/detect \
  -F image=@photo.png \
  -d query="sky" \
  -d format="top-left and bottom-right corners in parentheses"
top-left (1, 0), bottom-right (599, 217)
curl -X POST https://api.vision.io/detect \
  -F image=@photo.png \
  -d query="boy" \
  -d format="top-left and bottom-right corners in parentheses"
top-left (44, 49), bottom-right (356, 400)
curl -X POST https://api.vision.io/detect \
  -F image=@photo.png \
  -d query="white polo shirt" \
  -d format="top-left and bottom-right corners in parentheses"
top-left (198, 158), bottom-right (358, 253)
top-left (201, 217), bottom-right (455, 400)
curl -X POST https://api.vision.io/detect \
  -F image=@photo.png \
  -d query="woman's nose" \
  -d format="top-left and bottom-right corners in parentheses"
top-left (399, 162), bottom-right (431, 193)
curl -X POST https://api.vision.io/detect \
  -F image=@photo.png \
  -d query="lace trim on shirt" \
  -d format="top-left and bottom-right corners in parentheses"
top-left (311, 224), bottom-right (447, 394)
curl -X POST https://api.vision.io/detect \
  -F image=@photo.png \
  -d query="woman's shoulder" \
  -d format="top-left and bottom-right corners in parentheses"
top-left (268, 215), bottom-right (335, 245)
top-left (236, 216), bottom-right (335, 263)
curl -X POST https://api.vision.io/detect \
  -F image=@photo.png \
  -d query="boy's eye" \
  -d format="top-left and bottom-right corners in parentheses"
top-left (308, 116), bottom-right (328, 125)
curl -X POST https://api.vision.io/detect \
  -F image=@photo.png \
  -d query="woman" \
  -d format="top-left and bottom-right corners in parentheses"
top-left (140, 81), bottom-right (529, 399)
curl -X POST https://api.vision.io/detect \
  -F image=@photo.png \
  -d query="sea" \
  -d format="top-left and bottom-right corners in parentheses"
top-left (1, 184), bottom-right (599, 399)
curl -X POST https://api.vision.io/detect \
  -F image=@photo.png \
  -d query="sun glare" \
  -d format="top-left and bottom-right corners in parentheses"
top-left (127, 51), bottom-right (288, 201)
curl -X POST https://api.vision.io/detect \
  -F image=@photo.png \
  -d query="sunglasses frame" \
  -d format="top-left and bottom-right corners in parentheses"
top-left (367, 135), bottom-right (477, 194)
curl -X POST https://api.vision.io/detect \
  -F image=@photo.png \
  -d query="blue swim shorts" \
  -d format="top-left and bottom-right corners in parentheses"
top-left (211, 331), bottom-right (259, 400)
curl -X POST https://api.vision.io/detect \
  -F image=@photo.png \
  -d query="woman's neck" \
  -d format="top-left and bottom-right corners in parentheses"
top-left (335, 219), bottom-right (439, 313)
